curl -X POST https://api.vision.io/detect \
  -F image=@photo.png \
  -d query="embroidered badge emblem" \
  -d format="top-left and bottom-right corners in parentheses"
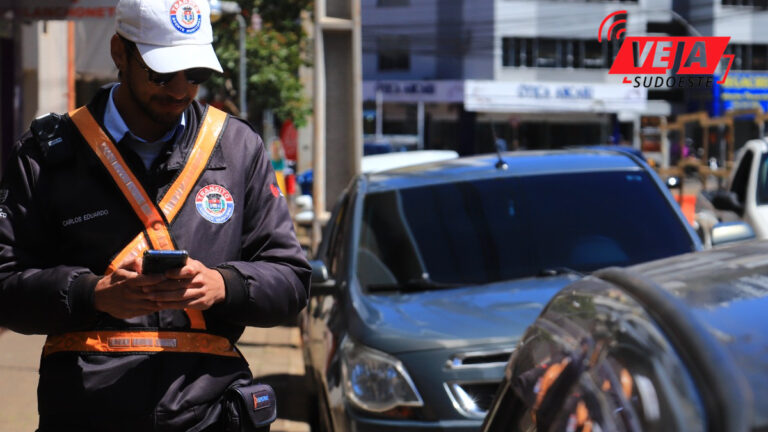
top-left (170, 0), bottom-right (202, 34)
top-left (195, 184), bottom-right (234, 224)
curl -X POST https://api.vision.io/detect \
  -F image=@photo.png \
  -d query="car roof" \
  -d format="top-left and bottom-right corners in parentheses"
top-left (361, 150), bottom-right (459, 173)
top-left (615, 240), bottom-right (768, 429)
top-left (364, 149), bottom-right (646, 192)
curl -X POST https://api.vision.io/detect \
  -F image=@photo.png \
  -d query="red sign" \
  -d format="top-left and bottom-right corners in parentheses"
top-left (610, 37), bottom-right (732, 83)
top-left (280, 119), bottom-right (298, 161)
top-left (600, 10), bottom-right (733, 87)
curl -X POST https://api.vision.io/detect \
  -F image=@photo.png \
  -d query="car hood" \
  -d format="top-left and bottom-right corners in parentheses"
top-left (349, 275), bottom-right (578, 354)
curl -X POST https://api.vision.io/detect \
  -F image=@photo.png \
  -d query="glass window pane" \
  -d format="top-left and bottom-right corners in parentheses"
top-left (537, 39), bottom-right (558, 68)
top-left (378, 35), bottom-right (410, 71)
top-left (584, 40), bottom-right (605, 68)
top-left (359, 171), bottom-right (695, 287)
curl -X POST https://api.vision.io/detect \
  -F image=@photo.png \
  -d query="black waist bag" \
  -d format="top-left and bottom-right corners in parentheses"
top-left (221, 383), bottom-right (277, 432)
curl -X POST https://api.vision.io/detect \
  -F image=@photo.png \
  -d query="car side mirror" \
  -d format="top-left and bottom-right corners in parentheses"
top-left (711, 221), bottom-right (755, 247)
top-left (711, 190), bottom-right (744, 215)
top-left (310, 260), bottom-right (336, 296)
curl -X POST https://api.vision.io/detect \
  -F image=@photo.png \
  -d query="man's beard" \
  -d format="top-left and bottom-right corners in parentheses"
top-left (125, 69), bottom-right (190, 128)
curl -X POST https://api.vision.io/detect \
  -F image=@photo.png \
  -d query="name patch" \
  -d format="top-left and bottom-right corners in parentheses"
top-left (62, 209), bottom-right (109, 227)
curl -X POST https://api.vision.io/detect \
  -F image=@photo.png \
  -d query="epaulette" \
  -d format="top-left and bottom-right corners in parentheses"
top-left (30, 112), bottom-right (72, 164)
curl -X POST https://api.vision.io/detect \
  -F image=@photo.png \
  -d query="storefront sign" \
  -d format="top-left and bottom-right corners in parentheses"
top-left (0, 0), bottom-right (117, 20)
top-left (363, 80), bottom-right (464, 103)
top-left (464, 80), bottom-right (647, 113)
top-left (712, 72), bottom-right (768, 116)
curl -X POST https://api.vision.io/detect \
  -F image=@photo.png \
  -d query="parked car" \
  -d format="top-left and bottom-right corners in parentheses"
top-left (482, 239), bottom-right (768, 432)
top-left (697, 139), bottom-right (767, 244)
top-left (302, 149), bottom-right (703, 432)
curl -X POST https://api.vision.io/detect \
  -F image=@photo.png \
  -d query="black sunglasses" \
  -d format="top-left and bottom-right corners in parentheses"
top-left (126, 46), bottom-right (212, 86)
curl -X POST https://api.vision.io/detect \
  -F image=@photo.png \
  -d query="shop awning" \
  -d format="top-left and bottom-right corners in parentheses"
top-left (0, 0), bottom-right (117, 20)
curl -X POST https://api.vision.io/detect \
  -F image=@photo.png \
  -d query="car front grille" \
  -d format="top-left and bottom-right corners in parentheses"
top-left (446, 348), bottom-right (514, 369)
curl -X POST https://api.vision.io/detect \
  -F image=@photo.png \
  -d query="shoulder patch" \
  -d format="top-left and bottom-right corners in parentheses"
top-left (195, 184), bottom-right (235, 224)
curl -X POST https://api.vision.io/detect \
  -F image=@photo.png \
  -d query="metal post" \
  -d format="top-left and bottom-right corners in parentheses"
top-left (661, 116), bottom-right (670, 170)
top-left (312, 0), bottom-right (327, 253)
top-left (236, 13), bottom-right (247, 119)
top-left (417, 101), bottom-right (425, 150)
top-left (351, 0), bottom-right (362, 174)
top-left (375, 89), bottom-right (383, 141)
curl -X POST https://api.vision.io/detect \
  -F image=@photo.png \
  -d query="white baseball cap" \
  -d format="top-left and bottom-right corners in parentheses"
top-left (116, 0), bottom-right (223, 73)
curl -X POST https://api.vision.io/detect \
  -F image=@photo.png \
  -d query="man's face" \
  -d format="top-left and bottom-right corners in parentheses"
top-left (123, 46), bottom-right (199, 128)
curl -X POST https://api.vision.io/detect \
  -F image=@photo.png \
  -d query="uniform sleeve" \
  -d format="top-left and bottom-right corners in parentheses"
top-left (0, 138), bottom-right (98, 335)
top-left (209, 128), bottom-right (311, 327)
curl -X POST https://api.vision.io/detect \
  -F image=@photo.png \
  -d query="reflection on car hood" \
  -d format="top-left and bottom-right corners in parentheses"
top-left (629, 241), bottom-right (768, 429)
top-left (351, 275), bottom-right (579, 354)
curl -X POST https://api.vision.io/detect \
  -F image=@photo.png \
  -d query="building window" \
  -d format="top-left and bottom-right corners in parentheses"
top-left (722, 0), bottom-right (768, 8)
top-left (378, 35), bottom-right (410, 71)
top-left (377, 0), bottom-right (409, 6)
top-left (502, 37), bottom-right (613, 69)
top-left (582, 40), bottom-right (606, 69)
top-left (502, 37), bottom-right (533, 67)
top-left (752, 45), bottom-right (768, 70)
top-left (725, 43), bottom-right (768, 71)
top-left (536, 39), bottom-right (559, 67)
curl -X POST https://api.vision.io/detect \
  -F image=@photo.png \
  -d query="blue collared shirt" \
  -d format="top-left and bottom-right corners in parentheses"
top-left (103, 84), bottom-right (186, 170)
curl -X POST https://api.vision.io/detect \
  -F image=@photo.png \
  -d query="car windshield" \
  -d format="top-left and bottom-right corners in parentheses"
top-left (357, 170), bottom-right (695, 290)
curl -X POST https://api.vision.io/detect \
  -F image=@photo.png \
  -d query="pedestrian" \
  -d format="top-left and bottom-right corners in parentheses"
top-left (0, 0), bottom-right (311, 430)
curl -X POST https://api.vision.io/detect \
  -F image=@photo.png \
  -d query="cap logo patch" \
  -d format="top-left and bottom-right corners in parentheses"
top-left (170, 0), bottom-right (202, 34)
top-left (195, 184), bottom-right (234, 224)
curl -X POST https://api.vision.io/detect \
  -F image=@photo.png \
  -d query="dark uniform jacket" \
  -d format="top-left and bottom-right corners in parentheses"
top-left (0, 85), bottom-right (311, 431)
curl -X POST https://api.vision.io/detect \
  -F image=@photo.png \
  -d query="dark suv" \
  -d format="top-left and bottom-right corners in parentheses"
top-left (302, 150), bottom-right (702, 431)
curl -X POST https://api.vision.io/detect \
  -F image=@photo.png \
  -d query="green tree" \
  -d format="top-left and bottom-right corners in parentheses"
top-left (209, 0), bottom-right (312, 128)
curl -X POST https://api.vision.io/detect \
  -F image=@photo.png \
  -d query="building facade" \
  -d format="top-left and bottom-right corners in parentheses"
top-left (362, 0), bottom-right (764, 155)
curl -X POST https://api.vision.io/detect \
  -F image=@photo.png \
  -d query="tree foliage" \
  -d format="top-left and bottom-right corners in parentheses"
top-left (209, 0), bottom-right (312, 127)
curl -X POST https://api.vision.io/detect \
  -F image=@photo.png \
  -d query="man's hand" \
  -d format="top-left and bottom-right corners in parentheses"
top-left (142, 258), bottom-right (226, 311)
top-left (93, 257), bottom-right (166, 319)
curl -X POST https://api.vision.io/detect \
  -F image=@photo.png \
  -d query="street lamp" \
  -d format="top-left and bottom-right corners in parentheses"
top-left (210, 0), bottom-right (247, 119)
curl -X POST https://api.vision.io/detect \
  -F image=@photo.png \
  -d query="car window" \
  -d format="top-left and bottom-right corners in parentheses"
top-left (358, 171), bottom-right (695, 288)
top-left (321, 194), bottom-right (351, 277)
top-left (731, 149), bottom-right (753, 204)
top-left (757, 152), bottom-right (768, 205)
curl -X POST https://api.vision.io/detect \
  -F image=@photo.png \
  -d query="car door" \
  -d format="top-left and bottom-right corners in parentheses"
top-left (302, 185), bottom-right (359, 432)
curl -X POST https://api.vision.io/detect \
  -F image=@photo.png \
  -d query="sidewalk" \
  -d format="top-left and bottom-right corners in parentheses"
top-left (0, 327), bottom-right (310, 432)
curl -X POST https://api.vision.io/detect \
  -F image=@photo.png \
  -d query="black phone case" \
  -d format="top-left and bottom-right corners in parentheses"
top-left (142, 251), bottom-right (188, 274)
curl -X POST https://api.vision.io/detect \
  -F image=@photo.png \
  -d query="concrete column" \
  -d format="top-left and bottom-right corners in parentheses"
top-left (34, 21), bottom-right (69, 119)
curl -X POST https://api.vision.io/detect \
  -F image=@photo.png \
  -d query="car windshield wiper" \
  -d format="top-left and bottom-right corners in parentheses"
top-left (367, 277), bottom-right (464, 293)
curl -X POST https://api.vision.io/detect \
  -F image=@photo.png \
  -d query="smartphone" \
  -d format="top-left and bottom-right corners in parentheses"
top-left (142, 249), bottom-right (188, 274)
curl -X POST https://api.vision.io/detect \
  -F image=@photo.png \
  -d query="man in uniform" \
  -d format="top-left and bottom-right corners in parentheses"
top-left (0, 0), bottom-right (310, 430)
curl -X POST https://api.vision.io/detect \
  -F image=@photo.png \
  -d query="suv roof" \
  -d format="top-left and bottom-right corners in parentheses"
top-left (365, 150), bottom-right (647, 192)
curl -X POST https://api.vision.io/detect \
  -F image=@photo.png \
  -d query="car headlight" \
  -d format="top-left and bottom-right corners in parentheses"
top-left (340, 337), bottom-right (424, 413)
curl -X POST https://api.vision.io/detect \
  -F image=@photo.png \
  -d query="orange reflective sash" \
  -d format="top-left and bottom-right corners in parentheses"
top-left (66, 105), bottom-right (227, 332)
top-left (42, 330), bottom-right (240, 358)
top-left (69, 106), bottom-right (174, 251)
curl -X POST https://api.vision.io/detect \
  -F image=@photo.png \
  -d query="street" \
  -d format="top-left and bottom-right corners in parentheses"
top-left (0, 327), bottom-right (311, 432)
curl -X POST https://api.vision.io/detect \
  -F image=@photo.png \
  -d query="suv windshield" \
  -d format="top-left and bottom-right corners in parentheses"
top-left (357, 170), bottom-right (695, 290)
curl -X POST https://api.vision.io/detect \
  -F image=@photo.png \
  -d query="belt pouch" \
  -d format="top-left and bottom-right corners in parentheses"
top-left (221, 383), bottom-right (277, 432)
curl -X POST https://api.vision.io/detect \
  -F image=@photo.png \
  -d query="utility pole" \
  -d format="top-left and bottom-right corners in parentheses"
top-left (311, 0), bottom-right (362, 252)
